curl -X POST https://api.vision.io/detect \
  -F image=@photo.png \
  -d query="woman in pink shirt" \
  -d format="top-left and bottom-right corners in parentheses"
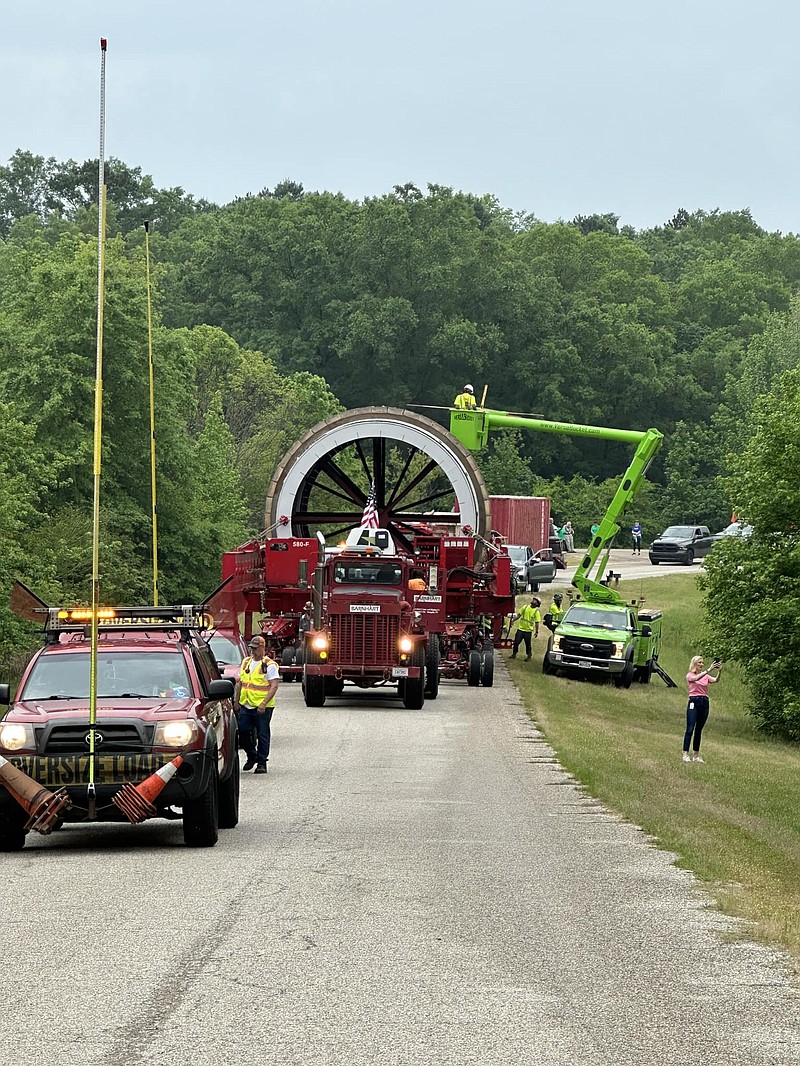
top-left (683, 655), bottom-right (722, 763)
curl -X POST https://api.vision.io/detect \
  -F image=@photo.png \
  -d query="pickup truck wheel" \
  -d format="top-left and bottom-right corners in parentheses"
top-left (217, 748), bottom-right (240, 829)
top-left (467, 649), bottom-right (482, 687)
top-left (684, 549), bottom-right (694, 566)
top-left (424, 639), bottom-right (440, 699)
top-left (402, 645), bottom-right (426, 709)
top-left (183, 756), bottom-right (219, 847)
top-left (0, 808), bottom-right (28, 851)
top-left (650, 558), bottom-right (660, 565)
top-left (614, 658), bottom-right (636, 689)
top-left (481, 647), bottom-right (494, 687)
top-left (542, 654), bottom-right (556, 676)
top-left (636, 659), bottom-right (654, 684)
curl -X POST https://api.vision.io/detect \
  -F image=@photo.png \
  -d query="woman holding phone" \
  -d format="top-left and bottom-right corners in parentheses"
top-left (683, 655), bottom-right (722, 763)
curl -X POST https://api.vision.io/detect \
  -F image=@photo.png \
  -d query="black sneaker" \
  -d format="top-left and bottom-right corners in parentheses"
top-left (254, 764), bottom-right (268, 775)
top-left (243, 758), bottom-right (257, 772)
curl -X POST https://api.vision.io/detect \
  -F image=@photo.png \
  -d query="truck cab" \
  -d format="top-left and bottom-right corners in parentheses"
top-left (543, 600), bottom-right (663, 687)
top-left (302, 545), bottom-right (430, 709)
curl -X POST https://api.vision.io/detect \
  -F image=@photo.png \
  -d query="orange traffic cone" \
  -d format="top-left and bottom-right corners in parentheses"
top-left (0, 755), bottom-right (71, 834)
top-left (112, 755), bottom-right (183, 825)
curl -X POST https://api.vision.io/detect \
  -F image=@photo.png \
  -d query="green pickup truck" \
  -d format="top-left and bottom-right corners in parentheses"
top-left (542, 599), bottom-right (663, 687)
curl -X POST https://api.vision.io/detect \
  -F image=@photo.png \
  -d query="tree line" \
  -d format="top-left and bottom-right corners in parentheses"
top-left (1, 150), bottom-right (799, 735)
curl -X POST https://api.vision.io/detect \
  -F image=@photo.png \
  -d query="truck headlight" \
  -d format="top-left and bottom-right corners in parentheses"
top-left (154, 720), bottom-right (196, 748)
top-left (0, 723), bottom-right (34, 751)
top-left (612, 643), bottom-right (626, 658)
top-left (398, 636), bottom-right (414, 654)
top-left (551, 637), bottom-right (561, 651)
top-left (312, 634), bottom-right (328, 651)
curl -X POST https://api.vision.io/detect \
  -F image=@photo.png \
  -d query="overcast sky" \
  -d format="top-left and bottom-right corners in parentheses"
top-left (2, 0), bottom-right (799, 232)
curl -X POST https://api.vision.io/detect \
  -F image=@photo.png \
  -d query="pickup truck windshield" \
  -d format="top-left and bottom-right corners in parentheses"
top-left (21, 651), bottom-right (193, 700)
top-left (507, 547), bottom-right (528, 564)
top-left (661, 526), bottom-right (694, 538)
top-left (564, 606), bottom-right (629, 630)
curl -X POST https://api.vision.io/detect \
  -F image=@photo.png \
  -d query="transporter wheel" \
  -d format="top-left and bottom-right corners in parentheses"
top-left (217, 749), bottom-right (240, 830)
top-left (402, 645), bottom-right (426, 710)
top-left (467, 650), bottom-right (482, 687)
top-left (325, 677), bottom-right (345, 697)
top-left (0, 808), bottom-right (27, 852)
top-left (265, 407), bottom-right (491, 550)
top-left (280, 646), bottom-right (295, 682)
top-left (183, 755), bottom-right (220, 847)
top-left (303, 649), bottom-right (327, 707)
top-left (424, 638), bottom-right (440, 700)
top-left (481, 646), bottom-right (494, 688)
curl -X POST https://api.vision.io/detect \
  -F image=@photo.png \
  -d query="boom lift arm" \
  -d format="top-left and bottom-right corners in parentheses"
top-left (448, 408), bottom-right (664, 605)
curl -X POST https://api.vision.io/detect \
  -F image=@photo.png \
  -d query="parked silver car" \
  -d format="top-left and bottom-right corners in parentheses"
top-left (507, 545), bottom-right (557, 593)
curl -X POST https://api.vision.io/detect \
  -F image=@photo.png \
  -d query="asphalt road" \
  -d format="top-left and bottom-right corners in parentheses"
top-left (546, 547), bottom-right (707, 593)
top-left (2, 667), bottom-right (799, 1066)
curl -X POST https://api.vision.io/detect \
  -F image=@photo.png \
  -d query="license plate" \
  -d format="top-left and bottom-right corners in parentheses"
top-left (8, 754), bottom-right (168, 788)
top-left (578, 660), bottom-right (591, 668)
top-left (392, 667), bottom-right (409, 678)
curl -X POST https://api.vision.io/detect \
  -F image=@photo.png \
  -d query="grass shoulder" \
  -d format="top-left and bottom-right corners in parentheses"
top-left (508, 575), bottom-right (800, 964)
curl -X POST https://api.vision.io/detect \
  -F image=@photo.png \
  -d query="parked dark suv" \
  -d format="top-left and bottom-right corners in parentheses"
top-left (649, 525), bottom-right (714, 566)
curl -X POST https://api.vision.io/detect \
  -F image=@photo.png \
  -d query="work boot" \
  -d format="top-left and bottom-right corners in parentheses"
top-left (525, 656), bottom-right (531, 662)
top-left (254, 764), bottom-right (268, 775)
top-left (243, 757), bottom-right (258, 772)
top-left (511, 653), bottom-right (517, 659)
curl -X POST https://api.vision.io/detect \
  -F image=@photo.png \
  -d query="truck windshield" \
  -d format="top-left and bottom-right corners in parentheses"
top-left (564, 606), bottom-right (629, 630)
top-left (333, 561), bottom-right (402, 585)
top-left (661, 526), bottom-right (694, 538)
top-left (507, 547), bottom-right (528, 563)
top-left (20, 651), bottom-right (193, 700)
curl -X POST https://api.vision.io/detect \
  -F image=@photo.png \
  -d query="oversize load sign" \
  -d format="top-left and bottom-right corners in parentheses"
top-left (10, 754), bottom-right (168, 787)
top-left (349, 604), bottom-right (381, 613)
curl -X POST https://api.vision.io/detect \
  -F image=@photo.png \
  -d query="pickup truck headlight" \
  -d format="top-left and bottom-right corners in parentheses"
top-left (154, 720), bottom-right (197, 748)
top-left (612, 642), bottom-right (626, 658)
top-left (0, 723), bottom-right (34, 751)
top-left (551, 636), bottom-right (562, 651)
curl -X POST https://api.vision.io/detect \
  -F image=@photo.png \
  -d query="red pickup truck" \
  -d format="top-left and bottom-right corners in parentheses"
top-left (0, 605), bottom-right (239, 851)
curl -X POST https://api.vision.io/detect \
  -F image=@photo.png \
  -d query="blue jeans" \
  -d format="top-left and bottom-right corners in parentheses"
top-left (683, 696), bottom-right (709, 752)
top-left (237, 705), bottom-right (274, 765)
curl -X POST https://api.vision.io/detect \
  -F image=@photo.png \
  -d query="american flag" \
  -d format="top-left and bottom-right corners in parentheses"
top-left (360, 481), bottom-right (379, 529)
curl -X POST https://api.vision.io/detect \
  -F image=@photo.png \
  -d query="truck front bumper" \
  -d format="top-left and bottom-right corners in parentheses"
top-left (547, 652), bottom-right (626, 675)
top-left (1, 748), bottom-right (217, 819)
top-left (305, 664), bottom-right (421, 681)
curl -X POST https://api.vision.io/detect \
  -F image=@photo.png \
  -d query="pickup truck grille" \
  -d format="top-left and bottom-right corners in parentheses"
top-left (39, 721), bottom-right (151, 754)
top-left (560, 636), bottom-right (613, 660)
top-left (330, 615), bottom-right (399, 666)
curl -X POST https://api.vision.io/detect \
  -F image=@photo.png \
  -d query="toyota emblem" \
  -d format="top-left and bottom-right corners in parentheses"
top-left (85, 731), bottom-right (104, 746)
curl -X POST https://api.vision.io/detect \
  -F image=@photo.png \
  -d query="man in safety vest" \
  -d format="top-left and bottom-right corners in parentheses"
top-left (544, 591), bottom-right (565, 633)
top-left (234, 634), bottom-right (280, 774)
top-left (510, 597), bottom-right (541, 661)
top-left (454, 384), bottom-right (477, 409)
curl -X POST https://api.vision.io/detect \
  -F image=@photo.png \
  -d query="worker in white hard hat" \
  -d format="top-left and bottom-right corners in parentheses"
top-left (454, 384), bottom-right (477, 410)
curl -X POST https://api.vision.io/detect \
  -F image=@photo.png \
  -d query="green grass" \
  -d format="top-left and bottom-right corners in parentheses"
top-left (509, 576), bottom-right (800, 964)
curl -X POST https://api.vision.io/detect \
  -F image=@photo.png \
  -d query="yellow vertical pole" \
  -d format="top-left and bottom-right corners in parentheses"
top-left (88, 37), bottom-right (109, 809)
top-left (144, 221), bottom-right (159, 605)
top-left (480, 385), bottom-right (488, 409)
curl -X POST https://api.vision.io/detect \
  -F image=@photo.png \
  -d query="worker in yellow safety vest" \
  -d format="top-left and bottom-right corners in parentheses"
top-left (510, 597), bottom-right (541, 661)
top-left (454, 384), bottom-right (477, 409)
top-left (234, 634), bottom-right (280, 774)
